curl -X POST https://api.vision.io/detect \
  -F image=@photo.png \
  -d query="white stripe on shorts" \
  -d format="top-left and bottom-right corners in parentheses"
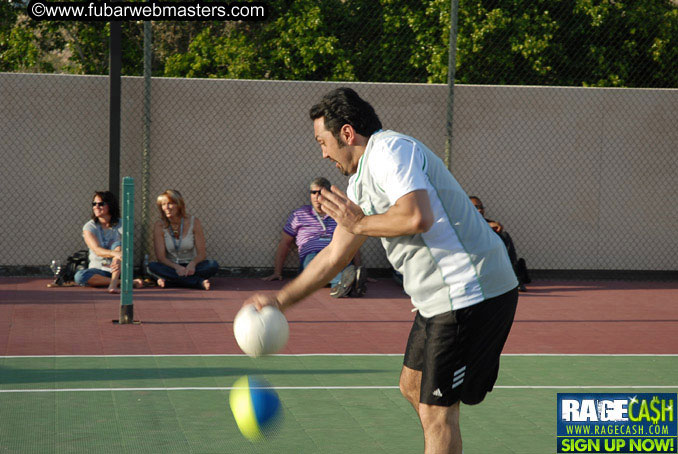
top-left (452, 365), bottom-right (466, 389)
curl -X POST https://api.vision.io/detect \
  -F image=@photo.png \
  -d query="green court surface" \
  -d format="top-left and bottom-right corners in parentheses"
top-left (1, 355), bottom-right (676, 453)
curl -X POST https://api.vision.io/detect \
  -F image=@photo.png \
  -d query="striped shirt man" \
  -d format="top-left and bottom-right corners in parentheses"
top-left (283, 205), bottom-right (337, 264)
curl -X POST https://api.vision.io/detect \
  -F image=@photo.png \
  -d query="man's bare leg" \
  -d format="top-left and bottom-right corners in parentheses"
top-left (400, 365), bottom-right (462, 453)
top-left (399, 365), bottom-right (422, 415)
top-left (419, 402), bottom-right (461, 454)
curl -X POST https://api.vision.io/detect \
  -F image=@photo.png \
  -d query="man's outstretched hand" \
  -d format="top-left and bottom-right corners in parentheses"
top-left (318, 186), bottom-right (365, 234)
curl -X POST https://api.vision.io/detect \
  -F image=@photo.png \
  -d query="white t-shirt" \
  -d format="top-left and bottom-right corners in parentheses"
top-left (347, 130), bottom-right (518, 317)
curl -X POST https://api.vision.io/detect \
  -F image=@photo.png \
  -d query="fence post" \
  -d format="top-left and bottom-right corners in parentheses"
top-left (140, 18), bottom-right (153, 263)
top-left (444, 0), bottom-right (459, 171)
top-left (109, 20), bottom-right (122, 199)
top-left (118, 177), bottom-right (135, 324)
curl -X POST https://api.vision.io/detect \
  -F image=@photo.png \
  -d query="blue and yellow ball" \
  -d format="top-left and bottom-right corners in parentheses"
top-left (229, 376), bottom-right (282, 441)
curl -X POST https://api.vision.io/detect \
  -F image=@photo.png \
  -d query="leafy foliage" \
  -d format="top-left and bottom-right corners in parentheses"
top-left (1, 0), bottom-right (676, 87)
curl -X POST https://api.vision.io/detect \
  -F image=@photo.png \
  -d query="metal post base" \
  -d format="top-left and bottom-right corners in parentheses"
top-left (112, 305), bottom-right (140, 324)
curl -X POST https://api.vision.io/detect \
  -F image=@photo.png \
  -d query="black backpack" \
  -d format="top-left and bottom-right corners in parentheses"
top-left (52, 250), bottom-right (89, 286)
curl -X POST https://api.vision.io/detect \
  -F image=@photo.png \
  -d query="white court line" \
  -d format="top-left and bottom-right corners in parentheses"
top-left (2, 385), bottom-right (678, 394)
top-left (1, 353), bottom-right (677, 358)
top-left (0, 386), bottom-right (399, 393)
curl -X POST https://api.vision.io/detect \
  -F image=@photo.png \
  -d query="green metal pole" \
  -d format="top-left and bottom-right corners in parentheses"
top-left (119, 176), bottom-right (134, 323)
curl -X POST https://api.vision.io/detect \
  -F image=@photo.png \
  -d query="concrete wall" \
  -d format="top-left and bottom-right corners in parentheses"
top-left (452, 85), bottom-right (677, 270)
top-left (1, 73), bottom-right (676, 271)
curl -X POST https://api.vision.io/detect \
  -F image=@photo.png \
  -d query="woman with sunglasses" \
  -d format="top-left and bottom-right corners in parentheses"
top-left (147, 189), bottom-right (219, 290)
top-left (75, 191), bottom-right (142, 293)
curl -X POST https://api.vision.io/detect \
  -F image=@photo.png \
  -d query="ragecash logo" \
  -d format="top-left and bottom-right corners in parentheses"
top-left (557, 393), bottom-right (677, 453)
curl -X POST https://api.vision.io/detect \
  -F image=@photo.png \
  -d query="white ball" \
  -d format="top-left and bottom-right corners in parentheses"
top-left (233, 305), bottom-right (289, 357)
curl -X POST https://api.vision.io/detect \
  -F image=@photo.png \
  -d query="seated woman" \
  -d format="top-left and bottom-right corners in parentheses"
top-left (147, 189), bottom-right (219, 290)
top-left (75, 191), bottom-right (141, 293)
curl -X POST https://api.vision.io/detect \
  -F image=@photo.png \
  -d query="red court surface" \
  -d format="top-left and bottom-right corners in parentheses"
top-left (1, 277), bottom-right (677, 356)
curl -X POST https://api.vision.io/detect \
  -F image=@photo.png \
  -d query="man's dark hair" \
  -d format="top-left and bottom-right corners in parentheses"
top-left (91, 190), bottom-right (121, 225)
top-left (311, 177), bottom-right (331, 191)
top-left (309, 87), bottom-right (382, 141)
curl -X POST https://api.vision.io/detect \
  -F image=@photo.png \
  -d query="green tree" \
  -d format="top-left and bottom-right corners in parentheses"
top-left (455, 0), bottom-right (678, 87)
top-left (1, 0), bottom-right (144, 76)
top-left (165, 1), bottom-right (358, 80)
top-left (2, 0), bottom-right (676, 87)
top-left (568, 0), bottom-right (678, 87)
top-left (456, 0), bottom-right (562, 85)
top-left (1, 2), bottom-right (58, 72)
top-left (334, 0), bottom-right (447, 83)
top-left (161, 0), bottom-right (445, 82)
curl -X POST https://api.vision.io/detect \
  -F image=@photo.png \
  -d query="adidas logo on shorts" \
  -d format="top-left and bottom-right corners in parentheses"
top-left (432, 388), bottom-right (443, 397)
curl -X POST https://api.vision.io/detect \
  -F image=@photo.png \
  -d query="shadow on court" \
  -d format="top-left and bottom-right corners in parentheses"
top-left (1, 276), bottom-right (677, 355)
top-left (0, 366), bottom-right (386, 384)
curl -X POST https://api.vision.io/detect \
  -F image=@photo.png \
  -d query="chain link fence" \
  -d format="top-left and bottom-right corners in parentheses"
top-left (1, 0), bottom-right (676, 277)
top-left (123, 79), bottom-right (450, 273)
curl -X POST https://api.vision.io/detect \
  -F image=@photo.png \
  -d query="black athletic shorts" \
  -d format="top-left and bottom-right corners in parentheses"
top-left (403, 287), bottom-right (518, 406)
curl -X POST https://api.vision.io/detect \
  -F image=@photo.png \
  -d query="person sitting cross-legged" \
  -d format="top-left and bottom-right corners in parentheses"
top-left (75, 190), bottom-right (143, 293)
top-left (147, 189), bottom-right (219, 290)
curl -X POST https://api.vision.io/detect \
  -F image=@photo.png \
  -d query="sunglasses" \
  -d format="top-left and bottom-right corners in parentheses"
top-left (92, 202), bottom-right (107, 207)
top-left (310, 190), bottom-right (322, 195)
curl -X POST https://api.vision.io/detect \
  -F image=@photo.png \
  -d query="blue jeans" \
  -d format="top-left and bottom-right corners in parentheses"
top-left (301, 253), bottom-right (344, 287)
top-left (75, 242), bottom-right (122, 286)
top-left (147, 260), bottom-right (219, 289)
top-left (74, 268), bottom-right (112, 286)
